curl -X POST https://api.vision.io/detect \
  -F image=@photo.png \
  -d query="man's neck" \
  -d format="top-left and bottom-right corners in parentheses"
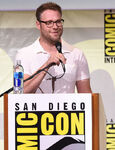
top-left (39, 38), bottom-right (61, 54)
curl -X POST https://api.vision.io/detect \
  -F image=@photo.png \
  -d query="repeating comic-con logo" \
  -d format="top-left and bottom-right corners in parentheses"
top-left (106, 122), bottom-right (115, 149)
top-left (104, 10), bottom-right (115, 63)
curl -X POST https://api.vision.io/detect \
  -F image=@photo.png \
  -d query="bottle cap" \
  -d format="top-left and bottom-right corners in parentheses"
top-left (16, 60), bottom-right (21, 65)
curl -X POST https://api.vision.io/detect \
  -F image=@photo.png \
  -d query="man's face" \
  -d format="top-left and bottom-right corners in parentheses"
top-left (38, 9), bottom-right (63, 43)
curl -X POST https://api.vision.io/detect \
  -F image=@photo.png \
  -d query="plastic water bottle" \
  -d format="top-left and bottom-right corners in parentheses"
top-left (13, 60), bottom-right (24, 94)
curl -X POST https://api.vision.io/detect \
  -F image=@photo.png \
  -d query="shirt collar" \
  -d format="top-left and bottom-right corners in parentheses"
top-left (61, 39), bottom-right (73, 53)
top-left (33, 38), bottom-right (71, 54)
top-left (33, 38), bottom-right (47, 54)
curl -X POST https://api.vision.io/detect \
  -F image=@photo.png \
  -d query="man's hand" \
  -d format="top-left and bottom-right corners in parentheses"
top-left (46, 51), bottom-right (66, 66)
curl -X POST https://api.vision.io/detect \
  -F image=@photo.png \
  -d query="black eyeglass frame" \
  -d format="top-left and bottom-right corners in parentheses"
top-left (38, 19), bottom-right (64, 27)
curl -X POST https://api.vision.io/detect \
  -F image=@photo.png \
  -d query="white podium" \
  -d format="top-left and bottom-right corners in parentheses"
top-left (4, 94), bottom-right (106, 150)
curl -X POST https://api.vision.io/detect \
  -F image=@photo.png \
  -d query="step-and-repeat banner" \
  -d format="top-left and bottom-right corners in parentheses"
top-left (0, 9), bottom-right (115, 149)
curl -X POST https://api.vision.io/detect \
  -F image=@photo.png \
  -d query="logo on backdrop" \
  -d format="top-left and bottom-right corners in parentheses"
top-left (104, 10), bottom-right (115, 63)
top-left (106, 123), bottom-right (115, 149)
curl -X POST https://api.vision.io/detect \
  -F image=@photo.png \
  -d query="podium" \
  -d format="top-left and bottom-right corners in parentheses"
top-left (4, 94), bottom-right (106, 150)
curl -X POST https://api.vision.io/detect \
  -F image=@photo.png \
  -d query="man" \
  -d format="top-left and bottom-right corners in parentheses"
top-left (16, 2), bottom-right (92, 93)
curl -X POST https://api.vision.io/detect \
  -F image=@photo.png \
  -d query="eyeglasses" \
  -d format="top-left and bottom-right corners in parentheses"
top-left (38, 19), bottom-right (64, 28)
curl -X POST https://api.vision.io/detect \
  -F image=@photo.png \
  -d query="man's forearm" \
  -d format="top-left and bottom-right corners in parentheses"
top-left (23, 61), bottom-right (51, 93)
top-left (24, 70), bottom-right (47, 93)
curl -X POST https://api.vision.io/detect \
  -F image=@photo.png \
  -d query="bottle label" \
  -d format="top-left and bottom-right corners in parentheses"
top-left (14, 78), bottom-right (21, 87)
top-left (14, 72), bottom-right (23, 79)
top-left (14, 72), bottom-right (23, 87)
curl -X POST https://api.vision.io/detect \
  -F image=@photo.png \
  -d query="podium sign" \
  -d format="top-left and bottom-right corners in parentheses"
top-left (4, 94), bottom-right (92, 150)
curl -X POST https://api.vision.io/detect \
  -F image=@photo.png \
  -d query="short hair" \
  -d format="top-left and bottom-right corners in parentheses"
top-left (36, 2), bottom-right (62, 21)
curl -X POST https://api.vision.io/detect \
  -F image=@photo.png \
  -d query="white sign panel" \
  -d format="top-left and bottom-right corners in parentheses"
top-left (8, 94), bottom-right (92, 150)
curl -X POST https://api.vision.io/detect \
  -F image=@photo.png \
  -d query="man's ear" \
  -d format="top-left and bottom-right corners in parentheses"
top-left (36, 20), bottom-right (40, 30)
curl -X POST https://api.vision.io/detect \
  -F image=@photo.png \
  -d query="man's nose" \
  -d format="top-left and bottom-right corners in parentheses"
top-left (53, 22), bottom-right (58, 28)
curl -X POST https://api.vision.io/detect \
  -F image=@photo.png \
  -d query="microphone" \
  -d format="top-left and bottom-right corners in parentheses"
top-left (55, 42), bottom-right (66, 72)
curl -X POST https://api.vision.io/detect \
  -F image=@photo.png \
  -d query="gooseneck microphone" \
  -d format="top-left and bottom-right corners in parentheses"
top-left (55, 42), bottom-right (66, 72)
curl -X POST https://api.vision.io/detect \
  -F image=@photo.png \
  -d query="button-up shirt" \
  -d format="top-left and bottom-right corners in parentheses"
top-left (16, 39), bottom-right (90, 93)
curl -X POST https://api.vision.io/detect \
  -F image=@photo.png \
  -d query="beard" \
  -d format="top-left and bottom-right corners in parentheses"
top-left (40, 28), bottom-right (63, 44)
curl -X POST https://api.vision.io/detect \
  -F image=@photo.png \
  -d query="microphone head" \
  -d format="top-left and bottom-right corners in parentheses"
top-left (55, 42), bottom-right (62, 53)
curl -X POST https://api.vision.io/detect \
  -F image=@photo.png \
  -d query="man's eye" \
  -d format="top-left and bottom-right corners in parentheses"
top-left (56, 20), bottom-right (61, 23)
top-left (47, 21), bottom-right (52, 25)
